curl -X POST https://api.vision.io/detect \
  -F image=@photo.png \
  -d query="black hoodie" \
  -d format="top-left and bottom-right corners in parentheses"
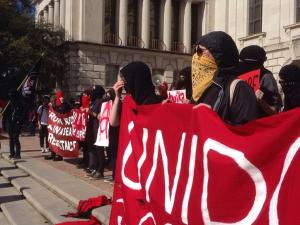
top-left (120, 61), bottom-right (162, 105)
top-left (197, 31), bottom-right (258, 125)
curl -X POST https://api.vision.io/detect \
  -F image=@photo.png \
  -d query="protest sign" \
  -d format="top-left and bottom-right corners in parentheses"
top-left (48, 106), bottom-right (79, 157)
top-left (239, 69), bottom-right (261, 92)
top-left (110, 96), bottom-right (300, 225)
top-left (168, 90), bottom-right (186, 103)
top-left (72, 109), bottom-right (88, 141)
top-left (95, 100), bottom-right (112, 147)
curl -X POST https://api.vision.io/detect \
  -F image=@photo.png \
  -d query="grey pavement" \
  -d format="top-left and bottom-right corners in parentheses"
top-left (0, 141), bottom-right (112, 225)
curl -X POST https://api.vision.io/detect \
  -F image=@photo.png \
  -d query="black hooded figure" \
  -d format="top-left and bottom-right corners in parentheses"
top-left (7, 90), bottom-right (25, 159)
top-left (196, 31), bottom-right (258, 125)
top-left (172, 67), bottom-right (192, 100)
top-left (279, 64), bottom-right (300, 111)
top-left (120, 61), bottom-right (162, 105)
top-left (85, 85), bottom-right (106, 179)
top-left (238, 45), bottom-right (282, 117)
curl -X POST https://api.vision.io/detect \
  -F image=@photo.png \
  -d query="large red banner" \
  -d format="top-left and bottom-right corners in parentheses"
top-left (110, 96), bottom-right (300, 225)
top-left (48, 106), bottom-right (79, 157)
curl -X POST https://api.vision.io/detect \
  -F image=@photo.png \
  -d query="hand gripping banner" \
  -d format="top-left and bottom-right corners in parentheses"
top-left (110, 96), bottom-right (300, 225)
top-left (48, 106), bottom-right (79, 158)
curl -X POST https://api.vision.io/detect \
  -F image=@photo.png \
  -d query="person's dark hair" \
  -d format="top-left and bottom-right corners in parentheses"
top-left (239, 45), bottom-right (267, 66)
top-left (106, 88), bottom-right (115, 101)
top-left (91, 85), bottom-right (105, 102)
top-left (279, 64), bottom-right (300, 111)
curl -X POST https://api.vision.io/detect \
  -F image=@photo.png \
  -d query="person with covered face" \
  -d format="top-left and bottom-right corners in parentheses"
top-left (278, 64), bottom-right (300, 111)
top-left (238, 45), bottom-right (282, 117)
top-left (110, 61), bottom-right (162, 127)
top-left (45, 89), bottom-right (71, 161)
top-left (192, 31), bottom-right (258, 125)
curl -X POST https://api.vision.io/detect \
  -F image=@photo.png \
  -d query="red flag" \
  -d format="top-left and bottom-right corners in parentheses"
top-left (110, 96), bottom-right (300, 225)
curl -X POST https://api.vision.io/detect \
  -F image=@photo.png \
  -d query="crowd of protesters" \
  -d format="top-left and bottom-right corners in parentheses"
top-left (2, 31), bottom-right (300, 185)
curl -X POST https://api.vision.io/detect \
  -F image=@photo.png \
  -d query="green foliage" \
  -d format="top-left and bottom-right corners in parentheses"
top-left (0, 0), bottom-right (67, 92)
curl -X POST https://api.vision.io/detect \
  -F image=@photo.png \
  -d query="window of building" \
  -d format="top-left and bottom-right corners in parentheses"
top-left (127, 0), bottom-right (139, 47)
top-left (297, 0), bottom-right (300, 22)
top-left (104, 0), bottom-right (117, 44)
top-left (171, 0), bottom-right (180, 42)
top-left (105, 65), bottom-right (119, 87)
top-left (150, 0), bottom-right (160, 40)
top-left (191, 3), bottom-right (201, 47)
top-left (171, 0), bottom-right (181, 51)
top-left (248, 0), bottom-right (263, 35)
top-left (150, 0), bottom-right (161, 49)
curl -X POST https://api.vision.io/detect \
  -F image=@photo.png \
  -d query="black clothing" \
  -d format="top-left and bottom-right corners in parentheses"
top-left (120, 61), bottom-right (161, 105)
top-left (39, 125), bottom-right (48, 148)
top-left (52, 101), bottom-right (71, 114)
top-left (8, 122), bottom-right (21, 157)
top-left (279, 64), bottom-right (300, 111)
top-left (174, 67), bottom-right (192, 100)
top-left (7, 97), bottom-right (25, 157)
top-left (237, 62), bottom-right (282, 116)
top-left (197, 31), bottom-right (258, 125)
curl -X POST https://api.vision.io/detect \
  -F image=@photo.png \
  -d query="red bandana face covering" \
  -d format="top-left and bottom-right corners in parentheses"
top-left (55, 91), bottom-right (63, 107)
top-left (81, 95), bottom-right (90, 108)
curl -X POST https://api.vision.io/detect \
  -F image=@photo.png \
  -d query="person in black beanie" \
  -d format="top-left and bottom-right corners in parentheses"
top-left (238, 45), bottom-right (282, 117)
top-left (279, 64), bottom-right (300, 111)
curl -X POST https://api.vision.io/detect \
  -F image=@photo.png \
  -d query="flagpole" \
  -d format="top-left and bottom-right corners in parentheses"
top-left (0, 58), bottom-right (42, 117)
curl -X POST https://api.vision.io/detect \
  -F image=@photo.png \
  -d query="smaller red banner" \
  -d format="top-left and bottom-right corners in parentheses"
top-left (48, 106), bottom-right (79, 158)
top-left (238, 69), bottom-right (260, 92)
top-left (72, 109), bottom-right (89, 142)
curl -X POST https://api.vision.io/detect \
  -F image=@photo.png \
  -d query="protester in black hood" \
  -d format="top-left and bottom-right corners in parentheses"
top-left (120, 61), bottom-right (162, 105)
top-left (7, 90), bottom-right (25, 159)
top-left (85, 85), bottom-right (106, 180)
top-left (193, 31), bottom-right (258, 125)
top-left (279, 64), bottom-right (300, 111)
top-left (238, 45), bottom-right (282, 117)
top-left (91, 85), bottom-right (105, 103)
top-left (172, 67), bottom-right (192, 101)
top-left (110, 61), bottom-right (162, 125)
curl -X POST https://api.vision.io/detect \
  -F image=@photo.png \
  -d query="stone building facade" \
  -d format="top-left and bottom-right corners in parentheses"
top-left (33, 0), bottom-right (300, 96)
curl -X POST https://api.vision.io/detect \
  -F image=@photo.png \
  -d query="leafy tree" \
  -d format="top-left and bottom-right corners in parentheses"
top-left (0, 0), bottom-right (67, 99)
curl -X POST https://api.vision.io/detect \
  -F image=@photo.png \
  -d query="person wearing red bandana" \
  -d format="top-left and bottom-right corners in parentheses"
top-left (45, 89), bottom-right (71, 161)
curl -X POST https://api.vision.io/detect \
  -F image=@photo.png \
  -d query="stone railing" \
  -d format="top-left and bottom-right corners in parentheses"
top-left (149, 39), bottom-right (167, 51)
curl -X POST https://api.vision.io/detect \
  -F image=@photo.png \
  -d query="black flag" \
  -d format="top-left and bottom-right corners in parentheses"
top-left (21, 59), bottom-right (41, 98)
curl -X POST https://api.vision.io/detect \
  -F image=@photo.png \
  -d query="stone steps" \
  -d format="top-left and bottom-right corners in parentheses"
top-left (0, 212), bottom-right (11, 225)
top-left (0, 167), bottom-right (87, 224)
top-left (0, 147), bottom-right (111, 224)
top-left (0, 177), bottom-right (48, 225)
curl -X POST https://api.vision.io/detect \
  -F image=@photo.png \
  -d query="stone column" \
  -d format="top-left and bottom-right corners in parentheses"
top-left (163, 0), bottom-right (172, 51)
top-left (48, 2), bottom-right (54, 24)
top-left (183, 0), bottom-right (191, 53)
top-left (43, 8), bottom-right (48, 23)
top-left (54, 0), bottom-right (60, 28)
top-left (59, 0), bottom-right (65, 27)
top-left (119, 0), bottom-right (128, 45)
top-left (141, 0), bottom-right (150, 48)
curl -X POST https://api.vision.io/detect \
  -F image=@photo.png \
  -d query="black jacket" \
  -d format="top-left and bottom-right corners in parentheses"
top-left (197, 31), bottom-right (258, 125)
